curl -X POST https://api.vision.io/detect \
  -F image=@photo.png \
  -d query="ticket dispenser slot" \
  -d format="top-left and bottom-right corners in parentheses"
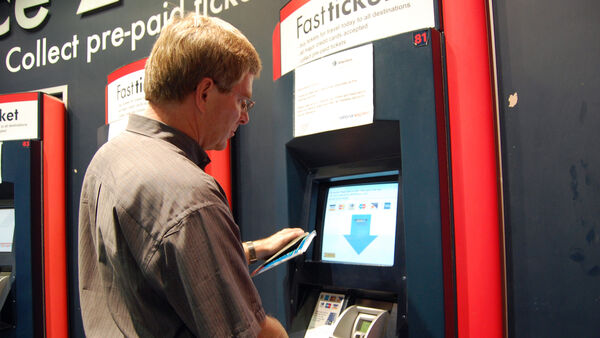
top-left (298, 289), bottom-right (397, 338)
top-left (332, 305), bottom-right (389, 338)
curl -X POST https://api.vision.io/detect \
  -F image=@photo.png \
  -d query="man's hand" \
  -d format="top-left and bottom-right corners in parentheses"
top-left (258, 315), bottom-right (288, 338)
top-left (244, 228), bottom-right (305, 264)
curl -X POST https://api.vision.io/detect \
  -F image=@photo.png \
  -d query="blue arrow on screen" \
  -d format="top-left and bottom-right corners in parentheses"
top-left (345, 214), bottom-right (377, 254)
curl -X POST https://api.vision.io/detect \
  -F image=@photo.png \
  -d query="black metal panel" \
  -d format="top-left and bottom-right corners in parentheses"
top-left (491, 0), bottom-right (600, 336)
top-left (287, 121), bottom-right (401, 170)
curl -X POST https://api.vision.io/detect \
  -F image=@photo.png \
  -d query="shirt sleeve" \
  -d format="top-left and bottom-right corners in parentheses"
top-left (145, 202), bottom-right (266, 337)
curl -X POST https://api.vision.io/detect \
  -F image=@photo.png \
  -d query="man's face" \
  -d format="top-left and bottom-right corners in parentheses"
top-left (202, 72), bottom-right (254, 150)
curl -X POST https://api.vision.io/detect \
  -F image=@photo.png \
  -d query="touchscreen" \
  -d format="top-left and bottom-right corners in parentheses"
top-left (320, 181), bottom-right (398, 266)
top-left (0, 209), bottom-right (15, 253)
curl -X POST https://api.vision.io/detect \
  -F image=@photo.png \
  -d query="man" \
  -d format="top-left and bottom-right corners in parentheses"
top-left (78, 14), bottom-right (303, 337)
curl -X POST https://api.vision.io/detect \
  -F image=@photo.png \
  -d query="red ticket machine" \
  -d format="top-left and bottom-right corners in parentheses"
top-left (0, 92), bottom-right (67, 338)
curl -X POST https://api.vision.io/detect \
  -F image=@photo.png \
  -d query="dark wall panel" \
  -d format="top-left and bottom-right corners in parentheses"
top-left (230, 0), bottom-right (297, 323)
top-left (491, 0), bottom-right (600, 336)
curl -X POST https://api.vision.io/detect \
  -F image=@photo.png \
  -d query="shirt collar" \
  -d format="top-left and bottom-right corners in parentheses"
top-left (125, 114), bottom-right (211, 169)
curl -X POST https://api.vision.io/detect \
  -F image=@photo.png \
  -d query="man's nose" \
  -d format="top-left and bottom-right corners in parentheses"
top-left (239, 110), bottom-right (250, 125)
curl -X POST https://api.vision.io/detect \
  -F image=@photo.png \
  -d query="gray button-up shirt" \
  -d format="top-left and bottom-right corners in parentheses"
top-left (78, 115), bottom-right (265, 337)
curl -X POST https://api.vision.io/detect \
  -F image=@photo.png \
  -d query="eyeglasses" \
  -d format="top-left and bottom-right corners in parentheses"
top-left (239, 96), bottom-right (255, 112)
top-left (230, 90), bottom-right (254, 112)
top-left (212, 79), bottom-right (255, 112)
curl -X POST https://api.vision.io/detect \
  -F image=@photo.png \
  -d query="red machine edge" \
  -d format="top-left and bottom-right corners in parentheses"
top-left (42, 94), bottom-right (68, 338)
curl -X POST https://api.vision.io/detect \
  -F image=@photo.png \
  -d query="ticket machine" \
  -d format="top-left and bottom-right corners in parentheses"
top-left (285, 121), bottom-right (404, 338)
top-left (0, 92), bottom-right (67, 338)
top-left (281, 29), bottom-right (453, 337)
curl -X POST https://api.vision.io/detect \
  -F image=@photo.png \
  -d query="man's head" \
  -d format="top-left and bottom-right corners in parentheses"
top-left (144, 14), bottom-right (262, 104)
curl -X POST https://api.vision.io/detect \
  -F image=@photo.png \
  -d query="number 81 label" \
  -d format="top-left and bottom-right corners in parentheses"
top-left (413, 30), bottom-right (429, 47)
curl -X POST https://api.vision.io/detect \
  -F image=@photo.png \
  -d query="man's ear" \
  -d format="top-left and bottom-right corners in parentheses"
top-left (195, 77), bottom-right (214, 112)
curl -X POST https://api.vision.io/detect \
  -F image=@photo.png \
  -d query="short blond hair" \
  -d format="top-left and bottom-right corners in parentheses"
top-left (144, 14), bottom-right (262, 103)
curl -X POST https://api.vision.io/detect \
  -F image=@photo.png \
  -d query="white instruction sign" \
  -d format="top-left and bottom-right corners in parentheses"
top-left (106, 58), bottom-right (147, 139)
top-left (0, 93), bottom-right (39, 141)
top-left (294, 43), bottom-right (373, 137)
top-left (280, 0), bottom-right (435, 75)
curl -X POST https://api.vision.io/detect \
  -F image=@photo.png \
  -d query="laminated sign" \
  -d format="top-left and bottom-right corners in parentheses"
top-left (278, 0), bottom-right (436, 76)
top-left (0, 92), bottom-right (40, 141)
top-left (105, 58), bottom-right (148, 139)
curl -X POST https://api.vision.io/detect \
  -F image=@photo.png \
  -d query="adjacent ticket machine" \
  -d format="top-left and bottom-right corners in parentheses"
top-left (281, 29), bottom-right (453, 337)
top-left (0, 92), bottom-right (67, 338)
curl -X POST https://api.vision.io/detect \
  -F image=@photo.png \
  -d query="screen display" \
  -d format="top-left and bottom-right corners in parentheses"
top-left (0, 209), bottom-right (15, 253)
top-left (358, 319), bottom-right (372, 333)
top-left (320, 180), bottom-right (398, 266)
